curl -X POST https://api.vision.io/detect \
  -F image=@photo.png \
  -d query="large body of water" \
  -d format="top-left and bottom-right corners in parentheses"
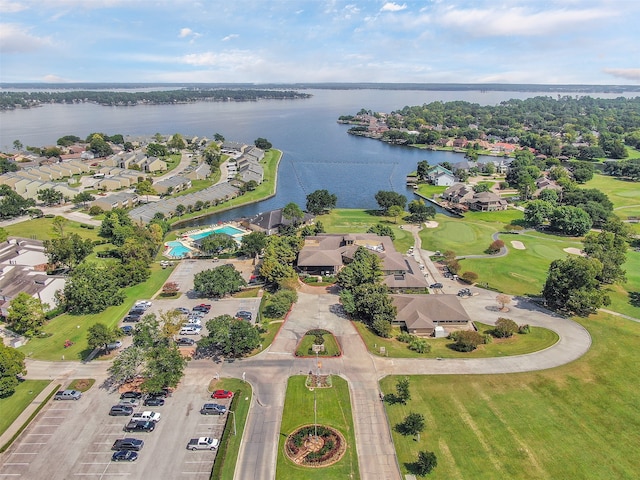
top-left (0, 88), bottom-right (633, 225)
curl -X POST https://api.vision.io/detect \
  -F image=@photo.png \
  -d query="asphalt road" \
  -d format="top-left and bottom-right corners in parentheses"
top-left (6, 260), bottom-right (592, 480)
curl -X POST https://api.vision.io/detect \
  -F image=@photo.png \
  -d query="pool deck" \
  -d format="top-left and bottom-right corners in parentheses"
top-left (164, 222), bottom-right (250, 259)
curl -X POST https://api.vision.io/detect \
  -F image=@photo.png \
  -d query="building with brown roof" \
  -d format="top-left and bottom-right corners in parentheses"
top-left (391, 294), bottom-right (472, 336)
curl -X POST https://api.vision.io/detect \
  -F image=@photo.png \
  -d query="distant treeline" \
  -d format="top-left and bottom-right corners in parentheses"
top-left (0, 88), bottom-right (311, 110)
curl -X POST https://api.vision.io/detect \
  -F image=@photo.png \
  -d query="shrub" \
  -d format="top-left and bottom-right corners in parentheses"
top-left (446, 259), bottom-right (461, 275)
top-left (88, 206), bottom-right (103, 215)
top-left (493, 317), bottom-right (519, 338)
top-left (518, 324), bottom-right (531, 334)
top-left (409, 338), bottom-right (431, 353)
top-left (396, 332), bottom-right (414, 343)
top-left (451, 330), bottom-right (484, 352)
top-left (460, 271), bottom-right (478, 284)
top-left (483, 334), bottom-right (493, 344)
top-left (487, 239), bottom-right (505, 254)
top-left (372, 318), bottom-right (392, 338)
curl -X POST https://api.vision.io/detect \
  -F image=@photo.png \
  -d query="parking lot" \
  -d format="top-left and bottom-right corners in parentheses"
top-left (0, 380), bottom-right (232, 479)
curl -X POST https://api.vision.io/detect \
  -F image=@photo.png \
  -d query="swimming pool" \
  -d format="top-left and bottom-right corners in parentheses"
top-left (189, 225), bottom-right (246, 240)
top-left (166, 241), bottom-right (191, 258)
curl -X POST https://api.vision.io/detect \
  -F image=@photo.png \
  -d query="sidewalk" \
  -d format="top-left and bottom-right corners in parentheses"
top-left (0, 381), bottom-right (59, 449)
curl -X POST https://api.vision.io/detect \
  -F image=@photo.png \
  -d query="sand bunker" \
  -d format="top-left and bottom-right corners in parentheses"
top-left (511, 241), bottom-right (525, 250)
top-left (424, 221), bottom-right (439, 228)
top-left (564, 247), bottom-right (585, 256)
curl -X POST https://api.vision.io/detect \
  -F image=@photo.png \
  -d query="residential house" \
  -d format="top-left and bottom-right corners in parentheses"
top-left (296, 234), bottom-right (428, 292)
top-left (391, 294), bottom-right (471, 336)
top-left (467, 191), bottom-right (508, 211)
top-left (433, 171), bottom-right (456, 186)
top-left (247, 208), bottom-right (315, 236)
top-left (90, 192), bottom-right (139, 211)
top-left (442, 183), bottom-right (474, 204)
top-left (153, 176), bottom-right (191, 195)
top-left (184, 163), bottom-right (211, 181)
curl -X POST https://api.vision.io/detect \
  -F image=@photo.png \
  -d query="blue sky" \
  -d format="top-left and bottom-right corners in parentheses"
top-left (1, 0), bottom-right (639, 84)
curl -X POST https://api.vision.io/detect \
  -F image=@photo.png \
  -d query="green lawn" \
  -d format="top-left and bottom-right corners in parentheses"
top-left (585, 173), bottom-right (640, 219)
top-left (19, 264), bottom-right (173, 361)
top-left (214, 378), bottom-right (252, 480)
top-left (0, 380), bottom-right (50, 436)
top-left (381, 312), bottom-right (640, 479)
top-left (603, 250), bottom-right (640, 318)
top-left (419, 210), bottom-right (524, 256)
top-left (354, 321), bottom-right (558, 359)
top-left (4, 217), bottom-right (100, 242)
top-left (295, 333), bottom-right (341, 357)
top-left (319, 209), bottom-right (414, 253)
top-left (276, 376), bottom-right (360, 480)
top-left (459, 231), bottom-right (584, 296)
top-left (415, 184), bottom-right (447, 199)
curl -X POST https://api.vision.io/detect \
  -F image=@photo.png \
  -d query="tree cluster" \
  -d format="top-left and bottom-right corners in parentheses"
top-left (0, 185), bottom-right (35, 219)
top-left (0, 343), bottom-right (26, 398)
top-left (193, 264), bottom-right (246, 298)
top-left (6, 292), bottom-right (46, 337)
top-left (199, 314), bottom-right (261, 358)
top-left (260, 235), bottom-right (302, 288)
top-left (603, 158), bottom-right (640, 181)
top-left (305, 189), bottom-right (337, 215)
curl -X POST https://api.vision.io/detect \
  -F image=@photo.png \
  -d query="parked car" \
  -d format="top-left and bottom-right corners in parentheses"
top-left (112, 450), bottom-right (138, 462)
top-left (175, 307), bottom-right (190, 314)
top-left (123, 420), bottom-right (155, 432)
top-left (200, 403), bottom-right (227, 415)
top-left (176, 337), bottom-right (195, 346)
top-left (189, 310), bottom-right (206, 317)
top-left (123, 314), bottom-right (141, 323)
top-left (107, 341), bottom-right (123, 350)
top-left (430, 283), bottom-right (443, 289)
top-left (187, 437), bottom-right (219, 450)
top-left (118, 398), bottom-right (140, 407)
top-left (120, 326), bottom-right (133, 335)
top-left (112, 438), bottom-right (144, 451)
top-left (120, 391), bottom-right (143, 399)
top-left (129, 307), bottom-right (146, 316)
top-left (236, 311), bottom-right (252, 321)
top-left (109, 405), bottom-right (134, 416)
top-left (180, 326), bottom-right (201, 336)
top-left (211, 390), bottom-right (233, 399)
top-left (143, 397), bottom-right (165, 407)
top-left (134, 300), bottom-right (152, 310)
top-left (193, 304), bottom-right (211, 312)
top-left (147, 388), bottom-right (171, 398)
top-left (54, 390), bottom-right (81, 401)
top-left (132, 411), bottom-right (161, 423)
top-left (186, 318), bottom-right (202, 326)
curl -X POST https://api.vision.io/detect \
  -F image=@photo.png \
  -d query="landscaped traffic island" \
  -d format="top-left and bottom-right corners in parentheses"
top-left (277, 375), bottom-right (359, 479)
top-left (294, 329), bottom-right (341, 357)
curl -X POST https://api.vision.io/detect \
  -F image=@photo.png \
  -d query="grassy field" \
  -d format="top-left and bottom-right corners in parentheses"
top-left (4, 217), bottom-right (100, 242)
top-left (18, 264), bottom-right (173, 361)
top-left (415, 184), bottom-right (447, 199)
top-left (380, 311), bottom-right (640, 479)
top-left (276, 376), bottom-right (359, 480)
top-left (602, 250), bottom-right (640, 318)
top-left (459, 231), bottom-right (584, 296)
top-left (319, 209), bottom-right (414, 253)
top-left (585, 174), bottom-right (640, 219)
top-left (212, 378), bottom-right (252, 480)
top-left (0, 380), bottom-right (50, 436)
top-left (354, 321), bottom-right (558, 359)
top-left (295, 332), bottom-right (341, 357)
top-left (419, 210), bottom-right (524, 256)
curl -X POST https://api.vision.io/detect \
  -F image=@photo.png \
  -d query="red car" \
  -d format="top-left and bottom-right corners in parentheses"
top-left (211, 390), bottom-right (233, 399)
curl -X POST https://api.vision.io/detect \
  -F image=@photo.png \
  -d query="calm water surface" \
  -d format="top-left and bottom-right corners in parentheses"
top-left (0, 89), bottom-right (631, 223)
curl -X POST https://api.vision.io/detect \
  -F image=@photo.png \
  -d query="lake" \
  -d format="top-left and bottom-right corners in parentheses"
top-left (0, 88), bottom-right (631, 224)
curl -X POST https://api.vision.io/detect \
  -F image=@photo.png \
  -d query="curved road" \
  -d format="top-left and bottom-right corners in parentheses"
top-left (19, 261), bottom-right (592, 480)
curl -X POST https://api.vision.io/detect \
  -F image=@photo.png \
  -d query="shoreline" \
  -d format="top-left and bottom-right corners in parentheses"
top-left (170, 148), bottom-right (283, 229)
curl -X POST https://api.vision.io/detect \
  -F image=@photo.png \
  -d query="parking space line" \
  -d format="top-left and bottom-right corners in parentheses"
top-left (41, 416), bottom-right (64, 419)
top-left (184, 461), bottom-right (212, 464)
top-left (20, 442), bottom-right (46, 445)
top-left (1, 464), bottom-right (28, 466)
top-left (9, 453), bottom-right (37, 455)
top-left (0, 474), bottom-right (22, 477)
top-left (80, 463), bottom-right (110, 465)
top-left (73, 474), bottom-right (131, 477)
top-left (33, 425), bottom-right (60, 427)
top-left (25, 433), bottom-right (52, 436)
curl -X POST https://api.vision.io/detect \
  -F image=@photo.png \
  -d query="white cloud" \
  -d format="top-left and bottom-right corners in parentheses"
top-left (179, 27), bottom-right (193, 38)
top-left (438, 6), bottom-right (616, 37)
top-left (180, 50), bottom-right (259, 68)
top-left (222, 34), bottom-right (239, 42)
top-left (381, 2), bottom-right (406, 12)
top-left (0, 1), bottom-right (27, 13)
top-left (43, 74), bottom-right (70, 83)
top-left (603, 68), bottom-right (640, 82)
top-left (0, 23), bottom-right (51, 53)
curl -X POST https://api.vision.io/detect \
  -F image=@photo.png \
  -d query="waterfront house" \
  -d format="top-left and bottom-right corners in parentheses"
top-left (467, 191), bottom-right (508, 211)
top-left (247, 208), bottom-right (315, 236)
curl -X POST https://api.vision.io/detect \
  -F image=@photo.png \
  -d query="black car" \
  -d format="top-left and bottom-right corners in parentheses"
top-left (176, 337), bottom-right (195, 346)
top-left (112, 450), bottom-right (138, 462)
top-left (430, 283), bottom-right (443, 289)
top-left (123, 314), bottom-right (141, 323)
top-left (147, 388), bottom-right (170, 398)
top-left (192, 305), bottom-right (211, 313)
top-left (143, 397), bottom-right (165, 407)
top-left (109, 405), bottom-right (134, 416)
top-left (123, 420), bottom-right (155, 432)
top-left (112, 438), bottom-right (144, 451)
top-left (236, 310), bottom-right (252, 320)
top-left (120, 391), bottom-right (143, 399)
top-left (120, 325), bottom-right (133, 335)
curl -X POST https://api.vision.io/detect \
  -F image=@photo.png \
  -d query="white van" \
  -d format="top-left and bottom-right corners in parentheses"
top-left (180, 326), bottom-right (201, 336)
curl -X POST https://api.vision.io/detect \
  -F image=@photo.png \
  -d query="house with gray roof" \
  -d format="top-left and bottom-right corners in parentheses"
top-left (391, 294), bottom-right (471, 336)
top-left (247, 208), bottom-right (315, 236)
top-left (296, 233), bottom-right (428, 292)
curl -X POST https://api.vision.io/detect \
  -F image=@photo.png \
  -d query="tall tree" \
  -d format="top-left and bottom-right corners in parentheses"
top-left (549, 206), bottom-right (592, 236)
top-left (201, 315), bottom-right (261, 357)
top-left (193, 264), bottom-right (247, 298)
top-left (282, 202), bottom-right (304, 226)
top-left (37, 188), bottom-right (64, 206)
top-left (6, 292), bottom-right (46, 337)
top-left (542, 256), bottom-right (609, 316)
top-left (305, 189), bottom-right (337, 215)
top-left (87, 323), bottom-right (119, 351)
top-left (375, 190), bottom-right (407, 214)
top-left (240, 231), bottom-right (267, 258)
top-left (62, 262), bottom-right (125, 314)
top-left (43, 233), bottom-right (94, 270)
top-left (141, 345), bottom-right (186, 392)
top-left (0, 343), bottom-right (26, 398)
